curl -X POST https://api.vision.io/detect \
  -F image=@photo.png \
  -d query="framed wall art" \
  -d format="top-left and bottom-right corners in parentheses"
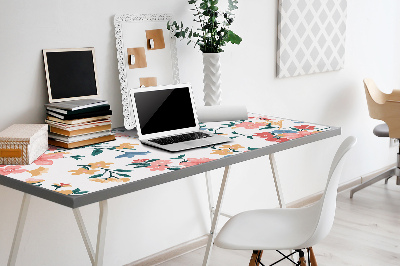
top-left (276, 0), bottom-right (347, 78)
top-left (114, 13), bottom-right (180, 129)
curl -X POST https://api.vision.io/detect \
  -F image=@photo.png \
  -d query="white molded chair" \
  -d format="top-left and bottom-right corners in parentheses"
top-left (214, 136), bottom-right (357, 266)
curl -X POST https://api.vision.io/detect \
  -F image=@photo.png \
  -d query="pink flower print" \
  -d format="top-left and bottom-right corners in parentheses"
top-left (147, 160), bottom-right (172, 171)
top-left (276, 137), bottom-right (290, 143)
top-left (235, 122), bottom-right (266, 129)
top-left (33, 152), bottom-right (65, 165)
top-left (294, 125), bottom-right (315, 130)
top-left (282, 133), bottom-right (301, 140)
top-left (283, 131), bottom-right (314, 140)
top-left (254, 132), bottom-right (279, 142)
top-left (131, 159), bottom-right (149, 163)
top-left (180, 158), bottom-right (215, 168)
top-left (258, 116), bottom-right (271, 121)
top-left (0, 165), bottom-right (27, 175)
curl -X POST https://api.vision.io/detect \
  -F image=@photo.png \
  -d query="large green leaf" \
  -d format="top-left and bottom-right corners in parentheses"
top-left (227, 30), bottom-right (242, 44)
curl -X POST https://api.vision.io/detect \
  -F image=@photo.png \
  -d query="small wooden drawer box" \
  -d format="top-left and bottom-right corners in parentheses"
top-left (0, 124), bottom-right (48, 165)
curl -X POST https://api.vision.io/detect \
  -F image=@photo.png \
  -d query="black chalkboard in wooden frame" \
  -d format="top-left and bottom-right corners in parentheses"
top-left (43, 47), bottom-right (100, 103)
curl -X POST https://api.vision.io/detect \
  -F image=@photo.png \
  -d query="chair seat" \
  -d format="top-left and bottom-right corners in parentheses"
top-left (373, 123), bottom-right (389, 137)
top-left (214, 203), bottom-right (321, 251)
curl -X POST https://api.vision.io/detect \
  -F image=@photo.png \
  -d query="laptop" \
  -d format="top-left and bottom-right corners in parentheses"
top-left (130, 84), bottom-right (230, 152)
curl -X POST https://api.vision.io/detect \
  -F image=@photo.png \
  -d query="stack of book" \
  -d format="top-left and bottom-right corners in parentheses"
top-left (45, 99), bottom-right (115, 148)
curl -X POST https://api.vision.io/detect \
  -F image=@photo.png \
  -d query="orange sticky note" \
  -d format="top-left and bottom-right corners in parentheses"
top-left (140, 77), bottom-right (158, 87)
top-left (127, 47), bottom-right (147, 69)
top-left (145, 29), bottom-right (165, 50)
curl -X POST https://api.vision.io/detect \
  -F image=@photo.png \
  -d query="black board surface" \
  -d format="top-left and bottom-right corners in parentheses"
top-left (44, 49), bottom-right (98, 100)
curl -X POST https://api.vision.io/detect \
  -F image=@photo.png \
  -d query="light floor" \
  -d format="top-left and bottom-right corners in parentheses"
top-left (160, 178), bottom-right (400, 266)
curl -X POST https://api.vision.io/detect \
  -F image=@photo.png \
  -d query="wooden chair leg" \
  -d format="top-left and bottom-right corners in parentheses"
top-left (298, 250), bottom-right (307, 266)
top-left (249, 250), bottom-right (263, 266)
top-left (308, 247), bottom-right (318, 266)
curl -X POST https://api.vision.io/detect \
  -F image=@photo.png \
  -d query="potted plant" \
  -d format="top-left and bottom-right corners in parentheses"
top-left (167, 0), bottom-right (242, 106)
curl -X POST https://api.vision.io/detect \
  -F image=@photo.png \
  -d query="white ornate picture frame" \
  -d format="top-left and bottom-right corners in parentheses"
top-left (114, 14), bottom-right (180, 129)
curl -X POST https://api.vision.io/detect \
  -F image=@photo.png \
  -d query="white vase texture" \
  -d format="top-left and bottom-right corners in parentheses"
top-left (202, 53), bottom-right (222, 106)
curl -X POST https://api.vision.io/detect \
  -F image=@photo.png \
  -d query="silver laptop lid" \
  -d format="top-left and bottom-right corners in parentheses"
top-left (130, 84), bottom-right (199, 140)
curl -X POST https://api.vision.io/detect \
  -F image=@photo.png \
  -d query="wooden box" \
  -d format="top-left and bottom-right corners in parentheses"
top-left (0, 124), bottom-right (48, 165)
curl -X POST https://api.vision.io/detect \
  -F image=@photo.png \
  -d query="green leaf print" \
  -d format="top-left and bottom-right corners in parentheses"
top-left (89, 174), bottom-right (104, 179)
top-left (91, 149), bottom-right (103, 156)
top-left (113, 169), bottom-right (132, 172)
top-left (71, 155), bottom-right (85, 160)
top-left (72, 188), bottom-right (89, 194)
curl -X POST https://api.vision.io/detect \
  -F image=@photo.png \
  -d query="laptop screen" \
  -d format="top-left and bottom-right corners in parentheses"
top-left (134, 86), bottom-right (197, 135)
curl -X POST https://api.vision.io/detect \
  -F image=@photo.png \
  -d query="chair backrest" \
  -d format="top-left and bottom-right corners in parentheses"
top-left (363, 78), bottom-right (400, 138)
top-left (302, 136), bottom-right (356, 248)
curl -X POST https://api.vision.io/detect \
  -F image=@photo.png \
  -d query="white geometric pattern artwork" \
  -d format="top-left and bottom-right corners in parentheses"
top-left (277, 0), bottom-right (347, 78)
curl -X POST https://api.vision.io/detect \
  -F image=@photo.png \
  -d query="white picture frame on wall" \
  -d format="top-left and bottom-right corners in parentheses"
top-left (114, 13), bottom-right (180, 130)
top-left (276, 0), bottom-right (347, 78)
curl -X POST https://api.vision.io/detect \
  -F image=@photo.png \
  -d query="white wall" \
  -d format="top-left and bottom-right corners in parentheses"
top-left (1, 0), bottom-right (400, 265)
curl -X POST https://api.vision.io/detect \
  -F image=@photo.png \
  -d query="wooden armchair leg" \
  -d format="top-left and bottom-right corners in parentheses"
top-left (308, 247), bottom-right (318, 266)
top-left (249, 250), bottom-right (263, 266)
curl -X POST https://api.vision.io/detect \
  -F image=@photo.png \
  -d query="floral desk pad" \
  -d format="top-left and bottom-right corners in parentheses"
top-left (0, 114), bottom-right (330, 196)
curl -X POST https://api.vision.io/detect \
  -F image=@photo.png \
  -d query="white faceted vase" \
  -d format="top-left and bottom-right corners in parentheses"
top-left (202, 53), bottom-right (222, 106)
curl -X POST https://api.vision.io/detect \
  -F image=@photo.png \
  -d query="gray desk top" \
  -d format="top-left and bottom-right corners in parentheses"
top-left (0, 115), bottom-right (340, 208)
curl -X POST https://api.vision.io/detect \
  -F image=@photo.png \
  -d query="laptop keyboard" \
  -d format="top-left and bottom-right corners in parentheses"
top-left (149, 132), bottom-right (211, 145)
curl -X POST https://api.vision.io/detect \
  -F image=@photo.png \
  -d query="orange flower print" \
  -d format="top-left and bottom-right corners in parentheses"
top-left (116, 143), bottom-right (138, 149)
top-left (69, 168), bottom-right (100, 175)
top-left (88, 161), bottom-right (113, 169)
top-left (57, 190), bottom-right (73, 195)
top-left (28, 167), bottom-right (49, 177)
top-left (219, 144), bottom-right (245, 150)
top-left (25, 177), bottom-right (45, 184)
top-left (211, 149), bottom-right (233, 155)
top-left (270, 120), bottom-right (283, 129)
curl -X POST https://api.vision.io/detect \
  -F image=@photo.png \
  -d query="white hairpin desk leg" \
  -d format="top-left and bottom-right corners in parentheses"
top-left (202, 166), bottom-right (231, 266)
top-left (269, 153), bottom-right (294, 260)
top-left (205, 171), bottom-right (214, 222)
top-left (269, 153), bottom-right (286, 208)
top-left (73, 208), bottom-right (95, 265)
top-left (74, 200), bottom-right (108, 266)
top-left (95, 200), bottom-right (108, 266)
top-left (8, 193), bottom-right (31, 266)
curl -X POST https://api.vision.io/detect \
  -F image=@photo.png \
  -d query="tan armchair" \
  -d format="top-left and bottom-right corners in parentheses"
top-left (350, 78), bottom-right (400, 197)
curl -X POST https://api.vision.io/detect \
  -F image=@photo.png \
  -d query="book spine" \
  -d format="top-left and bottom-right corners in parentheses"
top-left (49, 124), bottom-right (112, 136)
top-left (46, 105), bottom-right (110, 115)
top-left (48, 134), bottom-right (115, 149)
top-left (47, 110), bottom-right (112, 120)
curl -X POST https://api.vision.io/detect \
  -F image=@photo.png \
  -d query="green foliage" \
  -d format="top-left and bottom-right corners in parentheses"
top-left (167, 0), bottom-right (242, 53)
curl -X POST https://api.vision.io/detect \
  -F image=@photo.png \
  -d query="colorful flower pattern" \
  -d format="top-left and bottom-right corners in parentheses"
top-left (0, 114), bottom-right (330, 195)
